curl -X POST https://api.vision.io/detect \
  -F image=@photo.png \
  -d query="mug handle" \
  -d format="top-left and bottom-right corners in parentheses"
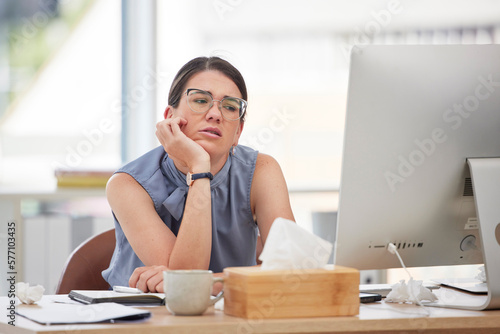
top-left (210, 277), bottom-right (224, 305)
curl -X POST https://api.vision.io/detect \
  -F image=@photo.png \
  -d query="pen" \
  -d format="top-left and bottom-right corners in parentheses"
top-left (113, 286), bottom-right (144, 294)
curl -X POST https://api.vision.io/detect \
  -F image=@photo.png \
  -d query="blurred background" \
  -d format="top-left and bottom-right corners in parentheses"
top-left (1, 0), bottom-right (499, 293)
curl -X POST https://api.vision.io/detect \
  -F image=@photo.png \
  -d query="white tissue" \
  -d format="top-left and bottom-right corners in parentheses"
top-left (385, 278), bottom-right (438, 304)
top-left (259, 217), bottom-right (333, 270)
top-left (16, 282), bottom-right (45, 304)
top-left (476, 266), bottom-right (487, 283)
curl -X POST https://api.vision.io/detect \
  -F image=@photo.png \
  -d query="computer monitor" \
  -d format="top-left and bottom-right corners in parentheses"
top-left (334, 44), bottom-right (500, 310)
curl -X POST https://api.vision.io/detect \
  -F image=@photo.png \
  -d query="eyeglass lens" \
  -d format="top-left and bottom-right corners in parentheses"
top-left (187, 90), bottom-right (244, 120)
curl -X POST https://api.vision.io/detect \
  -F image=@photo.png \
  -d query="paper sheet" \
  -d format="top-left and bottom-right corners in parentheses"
top-left (16, 302), bottom-right (151, 325)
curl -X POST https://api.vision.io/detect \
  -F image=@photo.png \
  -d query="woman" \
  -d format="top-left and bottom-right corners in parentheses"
top-left (102, 56), bottom-right (295, 292)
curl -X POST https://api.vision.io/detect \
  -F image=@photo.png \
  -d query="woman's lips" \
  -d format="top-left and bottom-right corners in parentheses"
top-left (200, 127), bottom-right (222, 137)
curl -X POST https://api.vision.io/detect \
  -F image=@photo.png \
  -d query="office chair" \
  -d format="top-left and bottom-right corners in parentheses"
top-left (55, 228), bottom-right (116, 294)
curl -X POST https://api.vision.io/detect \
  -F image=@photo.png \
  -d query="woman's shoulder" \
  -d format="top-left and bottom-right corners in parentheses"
top-left (107, 171), bottom-right (149, 194)
top-left (231, 146), bottom-right (282, 178)
top-left (232, 145), bottom-right (258, 166)
top-left (255, 152), bottom-right (279, 167)
top-left (114, 146), bottom-right (167, 187)
top-left (254, 153), bottom-right (283, 178)
top-left (106, 172), bottom-right (151, 208)
top-left (107, 172), bottom-right (138, 188)
top-left (234, 146), bottom-right (279, 165)
top-left (108, 146), bottom-right (168, 208)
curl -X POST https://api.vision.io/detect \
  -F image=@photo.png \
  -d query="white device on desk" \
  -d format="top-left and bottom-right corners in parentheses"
top-left (335, 44), bottom-right (500, 310)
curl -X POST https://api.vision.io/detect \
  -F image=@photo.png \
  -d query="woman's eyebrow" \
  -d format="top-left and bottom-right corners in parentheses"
top-left (206, 89), bottom-right (238, 99)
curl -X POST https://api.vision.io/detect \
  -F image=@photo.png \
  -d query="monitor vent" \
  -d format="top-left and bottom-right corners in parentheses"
top-left (463, 177), bottom-right (474, 197)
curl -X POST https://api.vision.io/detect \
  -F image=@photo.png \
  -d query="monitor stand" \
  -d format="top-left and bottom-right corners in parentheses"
top-left (429, 158), bottom-right (500, 310)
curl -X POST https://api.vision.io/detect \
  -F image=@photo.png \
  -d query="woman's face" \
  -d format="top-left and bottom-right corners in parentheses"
top-left (165, 70), bottom-right (244, 159)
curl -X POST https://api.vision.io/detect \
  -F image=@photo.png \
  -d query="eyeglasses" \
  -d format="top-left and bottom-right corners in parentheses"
top-left (185, 88), bottom-right (247, 121)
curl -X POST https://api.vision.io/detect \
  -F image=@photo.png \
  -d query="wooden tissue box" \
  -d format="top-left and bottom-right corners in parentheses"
top-left (223, 265), bottom-right (359, 319)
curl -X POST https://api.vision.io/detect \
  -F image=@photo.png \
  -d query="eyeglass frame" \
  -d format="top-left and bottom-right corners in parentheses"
top-left (184, 88), bottom-right (247, 121)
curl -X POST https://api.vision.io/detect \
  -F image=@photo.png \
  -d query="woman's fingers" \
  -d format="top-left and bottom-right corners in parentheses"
top-left (156, 117), bottom-right (188, 147)
top-left (128, 266), bottom-right (149, 290)
top-left (168, 117), bottom-right (187, 135)
top-left (129, 265), bottom-right (167, 293)
top-left (155, 117), bottom-right (210, 170)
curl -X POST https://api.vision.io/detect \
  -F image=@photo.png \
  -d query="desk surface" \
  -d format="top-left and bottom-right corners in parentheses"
top-left (2, 289), bottom-right (500, 334)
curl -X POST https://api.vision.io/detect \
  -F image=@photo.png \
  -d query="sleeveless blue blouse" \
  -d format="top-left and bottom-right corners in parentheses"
top-left (102, 145), bottom-right (259, 287)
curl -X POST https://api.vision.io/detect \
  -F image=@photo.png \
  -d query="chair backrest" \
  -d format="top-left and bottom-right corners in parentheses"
top-left (55, 228), bottom-right (116, 294)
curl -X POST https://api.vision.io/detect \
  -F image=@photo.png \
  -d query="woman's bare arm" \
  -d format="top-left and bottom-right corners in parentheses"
top-left (107, 170), bottom-right (212, 292)
top-left (251, 153), bottom-right (295, 246)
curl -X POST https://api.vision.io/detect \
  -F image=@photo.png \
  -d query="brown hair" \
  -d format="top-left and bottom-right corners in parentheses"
top-left (168, 57), bottom-right (248, 121)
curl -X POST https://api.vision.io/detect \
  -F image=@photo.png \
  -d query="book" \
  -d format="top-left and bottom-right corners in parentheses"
top-left (69, 290), bottom-right (165, 306)
top-left (54, 168), bottom-right (115, 187)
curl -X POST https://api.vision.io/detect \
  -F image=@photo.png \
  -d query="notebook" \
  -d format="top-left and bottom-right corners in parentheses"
top-left (69, 290), bottom-right (165, 305)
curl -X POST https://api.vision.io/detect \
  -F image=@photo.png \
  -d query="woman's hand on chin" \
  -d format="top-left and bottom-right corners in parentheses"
top-left (156, 117), bottom-right (210, 172)
top-left (128, 265), bottom-right (168, 293)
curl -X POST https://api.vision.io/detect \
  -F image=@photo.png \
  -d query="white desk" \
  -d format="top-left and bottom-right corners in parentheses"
top-left (1, 288), bottom-right (500, 334)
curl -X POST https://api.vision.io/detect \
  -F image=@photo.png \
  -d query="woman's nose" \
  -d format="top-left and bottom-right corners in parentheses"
top-left (206, 101), bottom-right (223, 121)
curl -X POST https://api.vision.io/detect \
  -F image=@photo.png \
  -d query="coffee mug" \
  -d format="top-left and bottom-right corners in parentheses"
top-left (163, 270), bottom-right (224, 316)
